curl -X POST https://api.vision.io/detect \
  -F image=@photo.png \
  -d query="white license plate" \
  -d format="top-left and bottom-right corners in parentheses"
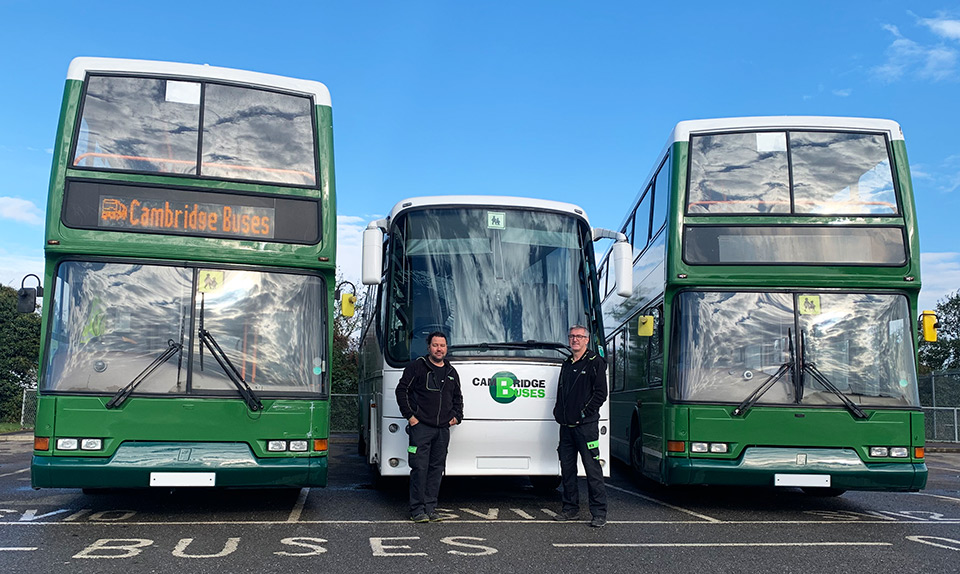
top-left (774, 473), bottom-right (831, 487)
top-left (150, 472), bottom-right (216, 487)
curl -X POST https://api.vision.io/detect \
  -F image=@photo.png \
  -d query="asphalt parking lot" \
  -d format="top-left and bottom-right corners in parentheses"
top-left (1, 433), bottom-right (959, 574)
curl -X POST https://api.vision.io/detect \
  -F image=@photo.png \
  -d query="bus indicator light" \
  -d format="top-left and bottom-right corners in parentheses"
top-left (667, 441), bottom-right (686, 453)
top-left (313, 439), bottom-right (328, 452)
top-left (34, 437), bottom-right (49, 451)
top-left (915, 447), bottom-right (924, 459)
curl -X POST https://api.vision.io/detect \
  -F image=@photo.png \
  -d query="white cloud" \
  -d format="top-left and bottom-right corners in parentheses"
top-left (0, 248), bottom-right (44, 290)
top-left (920, 252), bottom-right (960, 310)
top-left (873, 22), bottom-right (958, 82)
top-left (832, 88), bottom-right (852, 97)
top-left (336, 214), bottom-right (380, 286)
top-left (918, 13), bottom-right (960, 42)
top-left (0, 197), bottom-right (43, 225)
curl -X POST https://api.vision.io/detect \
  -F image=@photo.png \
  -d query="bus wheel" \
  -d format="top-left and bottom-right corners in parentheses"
top-left (529, 475), bottom-right (561, 492)
top-left (801, 487), bottom-right (846, 497)
top-left (358, 428), bottom-right (367, 456)
top-left (630, 426), bottom-right (644, 475)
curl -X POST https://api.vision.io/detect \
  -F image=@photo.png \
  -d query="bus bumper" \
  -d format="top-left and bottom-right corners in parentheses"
top-left (664, 447), bottom-right (927, 491)
top-left (31, 442), bottom-right (327, 489)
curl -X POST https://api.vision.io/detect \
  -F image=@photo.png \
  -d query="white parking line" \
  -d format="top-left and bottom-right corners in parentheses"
top-left (0, 468), bottom-right (29, 479)
top-left (286, 488), bottom-right (309, 523)
top-left (606, 484), bottom-right (721, 523)
top-left (912, 492), bottom-right (960, 504)
top-left (554, 542), bottom-right (892, 548)
top-left (0, 547), bottom-right (38, 551)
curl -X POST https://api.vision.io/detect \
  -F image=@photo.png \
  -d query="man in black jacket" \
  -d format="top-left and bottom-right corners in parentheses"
top-left (396, 331), bottom-right (464, 522)
top-left (553, 324), bottom-right (608, 527)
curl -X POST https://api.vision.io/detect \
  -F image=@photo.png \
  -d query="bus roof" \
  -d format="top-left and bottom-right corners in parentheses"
top-left (67, 57), bottom-right (331, 106)
top-left (670, 116), bottom-right (904, 143)
top-left (386, 195), bottom-right (590, 224)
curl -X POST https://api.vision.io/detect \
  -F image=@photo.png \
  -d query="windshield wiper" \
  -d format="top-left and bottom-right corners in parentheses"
top-left (798, 330), bottom-right (867, 419)
top-left (448, 340), bottom-right (572, 357)
top-left (105, 339), bottom-right (183, 409)
top-left (732, 329), bottom-right (795, 417)
top-left (802, 362), bottom-right (869, 419)
top-left (197, 293), bottom-right (263, 412)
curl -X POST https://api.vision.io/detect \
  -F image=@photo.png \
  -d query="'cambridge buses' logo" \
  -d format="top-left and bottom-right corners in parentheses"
top-left (473, 371), bottom-right (547, 404)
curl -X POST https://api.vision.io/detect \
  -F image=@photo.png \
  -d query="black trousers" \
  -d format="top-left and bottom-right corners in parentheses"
top-left (558, 423), bottom-right (607, 518)
top-left (407, 423), bottom-right (450, 516)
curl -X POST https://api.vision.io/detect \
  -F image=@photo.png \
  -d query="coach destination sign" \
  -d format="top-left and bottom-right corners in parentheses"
top-left (62, 180), bottom-right (320, 243)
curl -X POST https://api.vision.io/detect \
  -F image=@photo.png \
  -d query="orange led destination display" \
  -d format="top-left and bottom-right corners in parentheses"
top-left (98, 196), bottom-right (275, 238)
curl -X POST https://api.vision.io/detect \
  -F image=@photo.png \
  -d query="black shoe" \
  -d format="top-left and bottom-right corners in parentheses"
top-left (554, 510), bottom-right (580, 521)
top-left (589, 515), bottom-right (606, 528)
top-left (410, 513), bottom-right (429, 523)
top-left (428, 513), bottom-right (444, 522)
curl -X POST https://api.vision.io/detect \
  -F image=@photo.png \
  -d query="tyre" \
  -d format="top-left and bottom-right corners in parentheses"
top-left (529, 475), bottom-right (562, 491)
top-left (801, 487), bottom-right (846, 497)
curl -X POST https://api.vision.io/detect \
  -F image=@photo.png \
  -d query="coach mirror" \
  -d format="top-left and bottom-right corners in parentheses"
top-left (612, 240), bottom-right (633, 297)
top-left (17, 274), bottom-right (43, 314)
top-left (362, 220), bottom-right (387, 286)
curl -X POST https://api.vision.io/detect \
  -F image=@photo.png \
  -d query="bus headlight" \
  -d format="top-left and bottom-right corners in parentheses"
top-left (267, 440), bottom-right (288, 452)
top-left (869, 447), bottom-right (889, 457)
top-left (56, 438), bottom-right (79, 450)
top-left (80, 438), bottom-right (103, 450)
top-left (889, 447), bottom-right (909, 458)
top-left (691, 442), bottom-right (709, 453)
top-left (289, 440), bottom-right (308, 452)
top-left (709, 443), bottom-right (728, 453)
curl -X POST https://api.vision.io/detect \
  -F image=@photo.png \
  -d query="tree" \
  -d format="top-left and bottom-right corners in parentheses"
top-left (329, 277), bottom-right (366, 432)
top-left (919, 289), bottom-right (960, 373)
top-left (0, 285), bottom-right (42, 424)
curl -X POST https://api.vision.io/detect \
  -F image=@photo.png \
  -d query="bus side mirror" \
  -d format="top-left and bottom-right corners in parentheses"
top-left (340, 293), bottom-right (357, 318)
top-left (17, 274), bottom-right (43, 313)
top-left (362, 225), bottom-right (384, 286)
top-left (612, 241), bottom-right (633, 297)
top-left (637, 315), bottom-right (655, 337)
top-left (920, 310), bottom-right (939, 343)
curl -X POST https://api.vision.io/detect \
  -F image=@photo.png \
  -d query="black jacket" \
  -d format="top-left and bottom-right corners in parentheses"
top-left (396, 356), bottom-right (464, 428)
top-left (553, 349), bottom-right (607, 426)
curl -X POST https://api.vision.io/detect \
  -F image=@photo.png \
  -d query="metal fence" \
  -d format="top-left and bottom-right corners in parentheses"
top-left (20, 389), bottom-right (36, 429)
top-left (330, 393), bottom-right (359, 433)
top-left (918, 370), bottom-right (960, 442)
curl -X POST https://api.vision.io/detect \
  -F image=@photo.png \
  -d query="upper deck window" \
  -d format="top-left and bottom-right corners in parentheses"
top-left (687, 130), bottom-right (897, 215)
top-left (72, 75), bottom-right (317, 187)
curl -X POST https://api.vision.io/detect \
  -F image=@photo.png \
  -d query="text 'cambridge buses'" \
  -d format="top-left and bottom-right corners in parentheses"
top-left (100, 197), bottom-right (274, 237)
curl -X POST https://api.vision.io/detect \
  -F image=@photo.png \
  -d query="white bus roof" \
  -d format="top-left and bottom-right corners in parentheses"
top-left (669, 116), bottom-right (904, 143)
top-left (385, 195), bottom-right (590, 224)
top-left (67, 57), bottom-right (331, 106)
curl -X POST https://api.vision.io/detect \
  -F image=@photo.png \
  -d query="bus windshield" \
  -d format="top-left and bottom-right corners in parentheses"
top-left (72, 75), bottom-right (317, 186)
top-left (673, 291), bottom-right (919, 408)
top-left (687, 130), bottom-right (898, 215)
top-left (43, 261), bottom-right (326, 396)
top-left (385, 208), bottom-right (590, 362)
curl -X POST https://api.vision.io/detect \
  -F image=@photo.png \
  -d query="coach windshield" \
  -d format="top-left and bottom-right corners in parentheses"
top-left (385, 208), bottom-right (591, 363)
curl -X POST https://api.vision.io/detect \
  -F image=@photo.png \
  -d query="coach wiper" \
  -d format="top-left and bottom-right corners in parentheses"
top-left (732, 329), bottom-right (796, 417)
top-left (448, 340), bottom-right (571, 357)
top-left (105, 339), bottom-right (183, 409)
top-left (197, 294), bottom-right (263, 412)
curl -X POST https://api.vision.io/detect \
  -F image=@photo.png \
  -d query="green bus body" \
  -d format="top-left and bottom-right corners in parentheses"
top-left (32, 59), bottom-right (336, 489)
top-left (601, 118), bottom-right (926, 493)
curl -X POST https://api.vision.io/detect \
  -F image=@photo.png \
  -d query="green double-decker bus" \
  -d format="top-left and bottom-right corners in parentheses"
top-left (30, 58), bottom-right (336, 489)
top-left (598, 116), bottom-right (933, 494)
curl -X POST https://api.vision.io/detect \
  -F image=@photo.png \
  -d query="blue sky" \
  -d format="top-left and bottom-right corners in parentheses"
top-left (1, 1), bottom-right (958, 310)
